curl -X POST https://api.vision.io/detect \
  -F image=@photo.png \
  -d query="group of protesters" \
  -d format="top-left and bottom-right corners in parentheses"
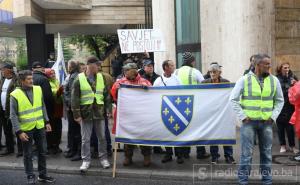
top-left (0, 51), bottom-right (300, 185)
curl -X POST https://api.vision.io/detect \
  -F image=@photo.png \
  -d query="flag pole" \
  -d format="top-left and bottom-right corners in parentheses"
top-left (112, 142), bottom-right (118, 178)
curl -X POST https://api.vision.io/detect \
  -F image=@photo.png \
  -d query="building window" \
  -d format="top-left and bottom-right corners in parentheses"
top-left (175, 0), bottom-right (201, 70)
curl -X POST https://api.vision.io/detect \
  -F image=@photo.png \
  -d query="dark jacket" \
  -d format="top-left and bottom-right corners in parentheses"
top-left (201, 77), bottom-right (230, 83)
top-left (63, 72), bottom-right (79, 109)
top-left (0, 74), bottom-right (18, 118)
top-left (276, 73), bottom-right (298, 121)
top-left (141, 72), bottom-right (160, 85)
top-left (71, 72), bottom-right (112, 121)
top-left (32, 70), bottom-right (54, 118)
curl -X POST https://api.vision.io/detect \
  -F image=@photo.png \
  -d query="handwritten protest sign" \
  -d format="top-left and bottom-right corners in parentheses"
top-left (117, 29), bottom-right (166, 54)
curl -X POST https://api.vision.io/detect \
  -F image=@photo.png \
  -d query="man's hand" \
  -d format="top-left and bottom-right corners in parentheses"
top-left (75, 117), bottom-right (82, 124)
top-left (19, 132), bottom-right (29, 142)
top-left (45, 124), bottom-right (52, 132)
top-left (265, 119), bottom-right (274, 124)
top-left (243, 117), bottom-right (251, 123)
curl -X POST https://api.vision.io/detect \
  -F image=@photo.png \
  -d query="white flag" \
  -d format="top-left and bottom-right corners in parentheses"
top-left (52, 33), bottom-right (67, 85)
top-left (115, 84), bottom-right (237, 146)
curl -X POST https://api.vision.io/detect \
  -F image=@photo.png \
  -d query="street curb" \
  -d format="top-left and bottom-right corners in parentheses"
top-left (0, 161), bottom-right (300, 184)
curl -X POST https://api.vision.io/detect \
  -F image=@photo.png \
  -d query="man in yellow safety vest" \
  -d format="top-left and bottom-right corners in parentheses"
top-left (175, 52), bottom-right (209, 160)
top-left (230, 54), bottom-right (284, 185)
top-left (71, 56), bottom-right (111, 172)
top-left (10, 70), bottom-right (55, 184)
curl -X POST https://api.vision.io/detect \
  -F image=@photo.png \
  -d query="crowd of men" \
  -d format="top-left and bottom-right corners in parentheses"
top-left (1, 51), bottom-right (300, 185)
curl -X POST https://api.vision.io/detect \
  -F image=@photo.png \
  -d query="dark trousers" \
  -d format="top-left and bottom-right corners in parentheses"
top-left (182, 147), bottom-right (191, 156)
top-left (165, 147), bottom-right (184, 157)
top-left (210, 145), bottom-right (233, 158)
top-left (46, 117), bottom-right (62, 149)
top-left (91, 116), bottom-right (112, 152)
top-left (67, 110), bottom-right (81, 154)
top-left (22, 128), bottom-right (47, 177)
top-left (196, 146), bottom-right (207, 156)
top-left (2, 118), bottom-right (14, 152)
top-left (276, 118), bottom-right (295, 147)
top-left (124, 144), bottom-right (152, 157)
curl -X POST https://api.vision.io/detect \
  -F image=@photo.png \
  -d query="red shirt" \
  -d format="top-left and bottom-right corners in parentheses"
top-left (111, 74), bottom-right (152, 102)
top-left (110, 74), bottom-right (151, 134)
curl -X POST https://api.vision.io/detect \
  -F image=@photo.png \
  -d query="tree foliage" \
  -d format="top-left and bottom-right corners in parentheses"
top-left (67, 34), bottom-right (118, 60)
top-left (15, 38), bottom-right (28, 70)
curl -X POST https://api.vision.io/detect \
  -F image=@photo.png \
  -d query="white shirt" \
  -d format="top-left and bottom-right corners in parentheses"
top-left (153, 73), bottom-right (182, 87)
top-left (174, 66), bottom-right (204, 84)
top-left (194, 69), bottom-right (205, 83)
top-left (1, 78), bottom-right (12, 110)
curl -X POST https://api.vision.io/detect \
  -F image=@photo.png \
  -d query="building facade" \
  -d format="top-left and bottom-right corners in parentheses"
top-left (0, 0), bottom-right (147, 67)
top-left (1, 0), bottom-right (299, 80)
top-left (152, 0), bottom-right (300, 82)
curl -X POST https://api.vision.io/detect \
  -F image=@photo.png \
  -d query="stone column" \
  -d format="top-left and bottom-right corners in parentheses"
top-left (200, 0), bottom-right (275, 82)
top-left (152, 0), bottom-right (176, 75)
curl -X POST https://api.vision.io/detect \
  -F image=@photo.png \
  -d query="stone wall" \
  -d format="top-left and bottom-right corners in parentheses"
top-left (275, 0), bottom-right (300, 77)
top-left (14, 0), bottom-right (145, 25)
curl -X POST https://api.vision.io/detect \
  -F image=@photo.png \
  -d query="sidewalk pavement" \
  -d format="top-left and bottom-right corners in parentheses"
top-left (0, 120), bottom-right (300, 184)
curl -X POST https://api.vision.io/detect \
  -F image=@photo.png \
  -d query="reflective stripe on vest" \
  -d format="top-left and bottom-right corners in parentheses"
top-left (175, 66), bottom-right (198, 85)
top-left (10, 86), bottom-right (44, 131)
top-left (49, 79), bottom-right (59, 96)
top-left (240, 74), bottom-right (276, 120)
top-left (78, 72), bottom-right (105, 105)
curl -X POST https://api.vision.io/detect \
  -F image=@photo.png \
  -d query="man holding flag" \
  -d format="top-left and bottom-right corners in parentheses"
top-left (111, 62), bottom-right (153, 167)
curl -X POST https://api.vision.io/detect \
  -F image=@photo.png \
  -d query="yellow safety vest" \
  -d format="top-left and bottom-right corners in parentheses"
top-left (10, 86), bottom-right (44, 131)
top-left (78, 72), bottom-right (105, 105)
top-left (49, 79), bottom-right (62, 104)
top-left (175, 66), bottom-right (198, 85)
top-left (49, 79), bottom-right (59, 96)
top-left (240, 74), bottom-right (276, 120)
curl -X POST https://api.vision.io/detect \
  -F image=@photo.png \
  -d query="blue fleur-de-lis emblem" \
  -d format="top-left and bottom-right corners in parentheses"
top-left (161, 95), bottom-right (194, 136)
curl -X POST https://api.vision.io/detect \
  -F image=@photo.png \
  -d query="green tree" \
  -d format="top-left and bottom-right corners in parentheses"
top-left (15, 38), bottom-right (28, 70)
top-left (62, 38), bottom-right (73, 62)
top-left (68, 34), bottom-right (118, 59)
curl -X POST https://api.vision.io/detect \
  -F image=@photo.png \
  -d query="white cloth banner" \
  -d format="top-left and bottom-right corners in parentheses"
top-left (115, 84), bottom-right (237, 146)
top-left (117, 29), bottom-right (166, 54)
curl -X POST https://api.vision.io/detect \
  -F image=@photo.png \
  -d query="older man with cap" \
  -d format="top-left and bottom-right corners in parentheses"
top-left (230, 54), bottom-right (284, 185)
top-left (174, 52), bottom-right (208, 160)
top-left (203, 62), bottom-right (222, 80)
top-left (202, 63), bottom-right (228, 84)
top-left (111, 62), bottom-right (153, 167)
top-left (71, 56), bottom-right (111, 172)
top-left (202, 63), bottom-right (235, 164)
top-left (0, 62), bottom-right (22, 157)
